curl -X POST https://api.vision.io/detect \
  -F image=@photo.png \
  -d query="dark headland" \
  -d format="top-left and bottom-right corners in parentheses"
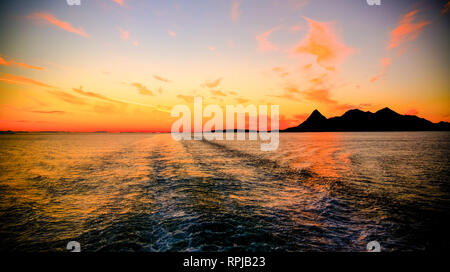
top-left (283, 107), bottom-right (450, 132)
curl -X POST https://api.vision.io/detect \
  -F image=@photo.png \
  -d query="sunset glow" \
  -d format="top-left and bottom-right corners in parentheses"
top-left (0, 0), bottom-right (449, 132)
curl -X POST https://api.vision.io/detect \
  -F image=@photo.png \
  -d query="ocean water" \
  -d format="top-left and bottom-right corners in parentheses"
top-left (0, 132), bottom-right (449, 252)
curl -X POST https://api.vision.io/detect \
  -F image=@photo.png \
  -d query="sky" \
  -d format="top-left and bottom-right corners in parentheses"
top-left (0, 0), bottom-right (449, 132)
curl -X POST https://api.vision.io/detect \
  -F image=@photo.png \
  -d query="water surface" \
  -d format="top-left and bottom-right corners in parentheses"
top-left (0, 132), bottom-right (449, 251)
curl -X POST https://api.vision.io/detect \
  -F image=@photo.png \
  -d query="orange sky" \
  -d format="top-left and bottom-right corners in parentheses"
top-left (0, 0), bottom-right (449, 132)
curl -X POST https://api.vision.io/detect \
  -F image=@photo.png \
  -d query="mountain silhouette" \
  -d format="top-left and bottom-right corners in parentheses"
top-left (283, 107), bottom-right (450, 132)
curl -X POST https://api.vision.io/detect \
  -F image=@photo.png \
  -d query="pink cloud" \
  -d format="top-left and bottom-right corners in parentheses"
top-left (370, 57), bottom-right (392, 83)
top-left (131, 83), bottom-right (153, 96)
top-left (210, 90), bottom-right (227, 97)
top-left (0, 56), bottom-right (46, 71)
top-left (272, 66), bottom-right (290, 78)
top-left (405, 109), bottom-right (419, 115)
top-left (112, 0), bottom-right (124, 6)
top-left (168, 31), bottom-right (176, 37)
top-left (290, 25), bottom-right (303, 32)
top-left (177, 95), bottom-right (194, 103)
top-left (231, 1), bottom-right (241, 22)
top-left (303, 89), bottom-right (355, 111)
top-left (371, 9), bottom-right (430, 83)
top-left (293, 114), bottom-right (309, 122)
top-left (387, 9), bottom-right (430, 50)
top-left (289, 0), bottom-right (308, 10)
top-left (117, 28), bottom-right (139, 46)
top-left (0, 72), bottom-right (55, 88)
top-left (28, 12), bottom-right (89, 38)
top-left (30, 110), bottom-right (65, 114)
top-left (202, 78), bottom-right (222, 88)
top-left (291, 17), bottom-right (354, 66)
top-left (117, 27), bottom-right (129, 40)
top-left (47, 90), bottom-right (87, 105)
top-left (235, 97), bottom-right (249, 104)
top-left (256, 27), bottom-right (280, 53)
top-left (153, 75), bottom-right (170, 83)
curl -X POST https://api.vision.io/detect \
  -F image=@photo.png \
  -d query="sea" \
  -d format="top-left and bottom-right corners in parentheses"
top-left (0, 132), bottom-right (449, 251)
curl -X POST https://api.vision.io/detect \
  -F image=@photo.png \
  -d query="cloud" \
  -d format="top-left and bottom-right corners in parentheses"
top-left (371, 9), bottom-right (430, 83)
top-left (272, 66), bottom-right (284, 73)
top-left (387, 9), bottom-right (430, 50)
top-left (269, 92), bottom-right (298, 101)
top-left (9, 106), bottom-right (66, 115)
top-left (289, 0), bottom-right (308, 10)
top-left (279, 72), bottom-right (289, 78)
top-left (168, 31), bottom-right (176, 37)
top-left (231, 1), bottom-right (241, 22)
top-left (31, 97), bottom-right (49, 107)
top-left (209, 46), bottom-right (216, 51)
top-left (112, 0), bottom-right (124, 6)
top-left (370, 57), bottom-right (392, 83)
top-left (29, 110), bottom-right (65, 114)
top-left (285, 86), bottom-right (301, 94)
top-left (268, 86), bottom-right (301, 101)
top-left (72, 87), bottom-right (168, 112)
top-left (256, 27), bottom-right (280, 52)
top-left (292, 17), bottom-right (354, 67)
top-left (28, 12), bottom-right (89, 38)
top-left (210, 90), bottom-right (227, 97)
top-left (278, 114), bottom-right (303, 130)
top-left (0, 73), bottom-right (55, 88)
top-left (293, 113), bottom-right (309, 122)
top-left (177, 95), bottom-right (194, 103)
top-left (302, 89), bottom-right (354, 111)
top-left (302, 89), bottom-right (335, 104)
top-left (131, 83), bottom-right (154, 96)
top-left (0, 56), bottom-right (46, 71)
top-left (117, 27), bottom-right (129, 40)
top-left (290, 25), bottom-right (303, 32)
top-left (235, 97), bottom-right (249, 104)
top-left (90, 103), bottom-right (117, 114)
top-left (443, 1), bottom-right (450, 15)
top-left (47, 90), bottom-right (87, 105)
top-left (310, 76), bottom-right (325, 85)
top-left (73, 86), bottom-right (123, 103)
top-left (405, 109), bottom-right (419, 115)
top-left (303, 63), bottom-right (312, 70)
top-left (202, 77), bottom-right (222, 88)
top-left (272, 66), bottom-right (290, 78)
top-left (118, 28), bottom-right (139, 46)
top-left (273, 83), bottom-right (354, 112)
top-left (153, 74), bottom-right (170, 83)
top-left (274, 20), bottom-right (355, 111)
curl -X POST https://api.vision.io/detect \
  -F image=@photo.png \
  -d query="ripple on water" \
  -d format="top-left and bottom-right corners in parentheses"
top-left (0, 132), bottom-right (449, 251)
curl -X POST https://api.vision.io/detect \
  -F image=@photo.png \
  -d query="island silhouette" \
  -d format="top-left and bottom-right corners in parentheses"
top-left (2, 107), bottom-right (449, 134)
top-left (283, 107), bottom-right (450, 132)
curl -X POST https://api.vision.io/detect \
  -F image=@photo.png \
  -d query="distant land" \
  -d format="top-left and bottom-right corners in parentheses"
top-left (283, 107), bottom-right (450, 132)
top-left (1, 107), bottom-right (449, 134)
